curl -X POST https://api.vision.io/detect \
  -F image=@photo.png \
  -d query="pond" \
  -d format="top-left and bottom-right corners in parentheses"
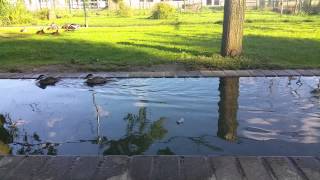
top-left (0, 76), bottom-right (320, 156)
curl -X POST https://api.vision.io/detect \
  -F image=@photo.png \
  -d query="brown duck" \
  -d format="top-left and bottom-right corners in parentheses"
top-left (85, 74), bottom-right (110, 86)
top-left (36, 75), bottom-right (59, 88)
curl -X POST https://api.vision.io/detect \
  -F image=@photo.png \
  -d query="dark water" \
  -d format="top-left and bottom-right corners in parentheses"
top-left (0, 77), bottom-right (320, 156)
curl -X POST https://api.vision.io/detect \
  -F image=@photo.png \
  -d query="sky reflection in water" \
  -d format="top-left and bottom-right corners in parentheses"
top-left (0, 76), bottom-right (320, 156)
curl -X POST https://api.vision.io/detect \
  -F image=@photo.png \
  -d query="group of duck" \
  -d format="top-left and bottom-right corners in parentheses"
top-left (36, 74), bottom-right (111, 88)
top-left (20, 23), bottom-right (80, 36)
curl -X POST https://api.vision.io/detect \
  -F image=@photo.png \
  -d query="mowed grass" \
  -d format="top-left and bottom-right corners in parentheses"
top-left (0, 10), bottom-right (319, 72)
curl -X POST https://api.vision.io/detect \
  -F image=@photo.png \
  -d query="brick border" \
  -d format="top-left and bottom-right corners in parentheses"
top-left (0, 69), bottom-right (319, 79)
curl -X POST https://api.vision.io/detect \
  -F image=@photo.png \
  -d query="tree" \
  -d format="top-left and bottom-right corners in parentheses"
top-left (221, 0), bottom-right (245, 57)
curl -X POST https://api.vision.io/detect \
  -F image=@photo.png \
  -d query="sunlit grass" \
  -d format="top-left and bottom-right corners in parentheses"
top-left (0, 10), bottom-right (319, 72)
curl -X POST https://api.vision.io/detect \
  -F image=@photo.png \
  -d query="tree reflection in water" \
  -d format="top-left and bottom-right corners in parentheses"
top-left (217, 77), bottom-right (239, 142)
top-left (0, 113), bottom-right (58, 155)
top-left (103, 107), bottom-right (168, 155)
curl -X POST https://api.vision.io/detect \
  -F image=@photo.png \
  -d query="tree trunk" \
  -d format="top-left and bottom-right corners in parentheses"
top-left (220, 0), bottom-right (245, 57)
top-left (217, 77), bottom-right (239, 141)
top-left (280, 0), bottom-right (283, 15)
top-left (83, 0), bottom-right (88, 27)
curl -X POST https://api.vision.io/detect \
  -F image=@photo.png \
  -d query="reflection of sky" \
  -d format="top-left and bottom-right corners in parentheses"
top-left (0, 77), bottom-right (320, 155)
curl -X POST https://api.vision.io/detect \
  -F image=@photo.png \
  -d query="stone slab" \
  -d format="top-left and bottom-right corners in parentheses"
top-left (129, 156), bottom-right (153, 180)
top-left (93, 156), bottom-right (129, 180)
top-left (208, 156), bottom-right (244, 180)
top-left (33, 156), bottom-right (76, 180)
top-left (291, 157), bottom-right (320, 180)
top-left (4, 156), bottom-right (50, 180)
top-left (238, 156), bottom-right (272, 180)
top-left (179, 156), bottom-right (214, 180)
top-left (66, 156), bottom-right (102, 180)
top-left (0, 156), bottom-right (25, 178)
top-left (151, 156), bottom-right (180, 180)
top-left (264, 157), bottom-right (304, 180)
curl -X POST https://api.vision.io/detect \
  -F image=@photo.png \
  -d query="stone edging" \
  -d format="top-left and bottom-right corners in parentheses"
top-left (0, 69), bottom-right (320, 79)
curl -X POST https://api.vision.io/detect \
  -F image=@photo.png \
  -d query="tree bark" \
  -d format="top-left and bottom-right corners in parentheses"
top-left (217, 77), bottom-right (239, 141)
top-left (220, 0), bottom-right (245, 57)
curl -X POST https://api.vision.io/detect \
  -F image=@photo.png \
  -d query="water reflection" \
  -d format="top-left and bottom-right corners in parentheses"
top-left (103, 107), bottom-right (167, 155)
top-left (217, 77), bottom-right (239, 142)
top-left (0, 77), bottom-right (320, 155)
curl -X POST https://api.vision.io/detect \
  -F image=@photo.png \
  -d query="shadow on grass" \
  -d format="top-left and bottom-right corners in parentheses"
top-left (0, 32), bottom-right (319, 72)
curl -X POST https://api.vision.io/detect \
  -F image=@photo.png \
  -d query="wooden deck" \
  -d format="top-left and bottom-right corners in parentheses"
top-left (1, 156), bottom-right (320, 180)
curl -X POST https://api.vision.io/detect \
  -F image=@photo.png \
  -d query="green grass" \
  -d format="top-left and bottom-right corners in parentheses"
top-left (0, 10), bottom-right (319, 72)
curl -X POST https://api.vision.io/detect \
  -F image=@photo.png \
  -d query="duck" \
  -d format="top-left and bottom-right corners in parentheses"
top-left (176, 118), bottom-right (184, 125)
top-left (36, 28), bottom-right (45, 35)
top-left (20, 27), bottom-right (27, 33)
top-left (51, 30), bottom-right (60, 36)
top-left (85, 74), bottom-right (110, 86)
top-left (311, 88), bottom-right (320, 96)
top-left (36, 75), bottom-right (59, 88)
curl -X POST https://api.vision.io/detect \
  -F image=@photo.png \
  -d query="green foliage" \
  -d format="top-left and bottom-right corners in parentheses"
top-left (150, 2), bottom-right (176, 19)
top-left (117, 1), bottom-right (133, 17)
top-left (0, 0), bottom-right (32, 26)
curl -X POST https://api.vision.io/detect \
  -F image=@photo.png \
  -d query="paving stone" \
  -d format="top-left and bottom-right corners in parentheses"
top-left (271, 70), bottom-right (291, 77)
top-left (235, 70), bottom-right (251, 77)
top-left (93, 156), bottom-right (129, 180)
top-left (175, 71), bottom-right (201, 78)
top-left (296, 69), bottom-right (315, 76)
top-left (284, 70), bottom-right (301, 76)
top-left (4, 156), bottom-right (50, 180)
top-left (151, 156), bottom-right (180, 180)
top-left (223, 70), bottom-right (238, 77)
top-left (129, 156), bottom-right (153, 180)
top-left (260, 70), bottom-right (278, 77)
top-left (291, 157), bottom-right (320, 180)
top-left (200, 71), bottom-right (225, 77)
top-left (247, 70), bottom-right (265, 77)
top-left (264, 157), bottom-right (304, 180)
top-left (67, 156), bottom-right (102, 180)
top-left (237, 157), bottom-right (272, 180)
top-left (164, 71), bottom-right (177, 77)
top-left (179, 156), bottom-right (214, 180)
top-left (0, 156), bottom-right (25, 178)
top-left (310, 69), bottom-right (320, 76)
top-left (128, 72), bottom-right (158, 78)
top-left (208, 156), bottom-right (244, 180)
top-left (33, 156), bottom-right (76, 180)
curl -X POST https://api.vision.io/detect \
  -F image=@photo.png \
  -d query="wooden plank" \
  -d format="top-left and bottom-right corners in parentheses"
top-left (264, 157), bottom-right (304, 180)
top-left (291, 157), bottom-right (320, 180)
top-left (32, 156), bottom-right (76, 180)
top-left (93, 156), bottom-right (129, 180)
top-left (208, 156), bottom-right (244, 180)
top-left (237, 156), bottom-right (273, 180)
top-left (4, 156), bottom-right (50, 180)
top-left (129, 156), bottom-right (153, 180)
top-left (66, 156), bottom-right (102, 180)
top-left (151, 156), bottom-right (179, 180)
top-left (179, 156), bottom-right (214, 180)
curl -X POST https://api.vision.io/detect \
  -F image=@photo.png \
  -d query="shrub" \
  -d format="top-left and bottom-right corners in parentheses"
top-left (36, 8), bottom-right (57, 20)
top-left (0, 0), bottom-right (33, 26)
top-left (150, 3), bottom-right (176, 19)
top-left (117, 1), bottom-right (133, 17)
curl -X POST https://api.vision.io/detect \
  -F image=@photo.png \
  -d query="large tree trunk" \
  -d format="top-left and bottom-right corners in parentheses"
top-left (217, 77), bottom-right (239, 141)
top-left (220, 0), bottom-right (245, 57)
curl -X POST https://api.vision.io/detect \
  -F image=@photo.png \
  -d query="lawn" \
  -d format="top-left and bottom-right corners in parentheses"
top-left (0, 10), bottom-right (319, 72)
